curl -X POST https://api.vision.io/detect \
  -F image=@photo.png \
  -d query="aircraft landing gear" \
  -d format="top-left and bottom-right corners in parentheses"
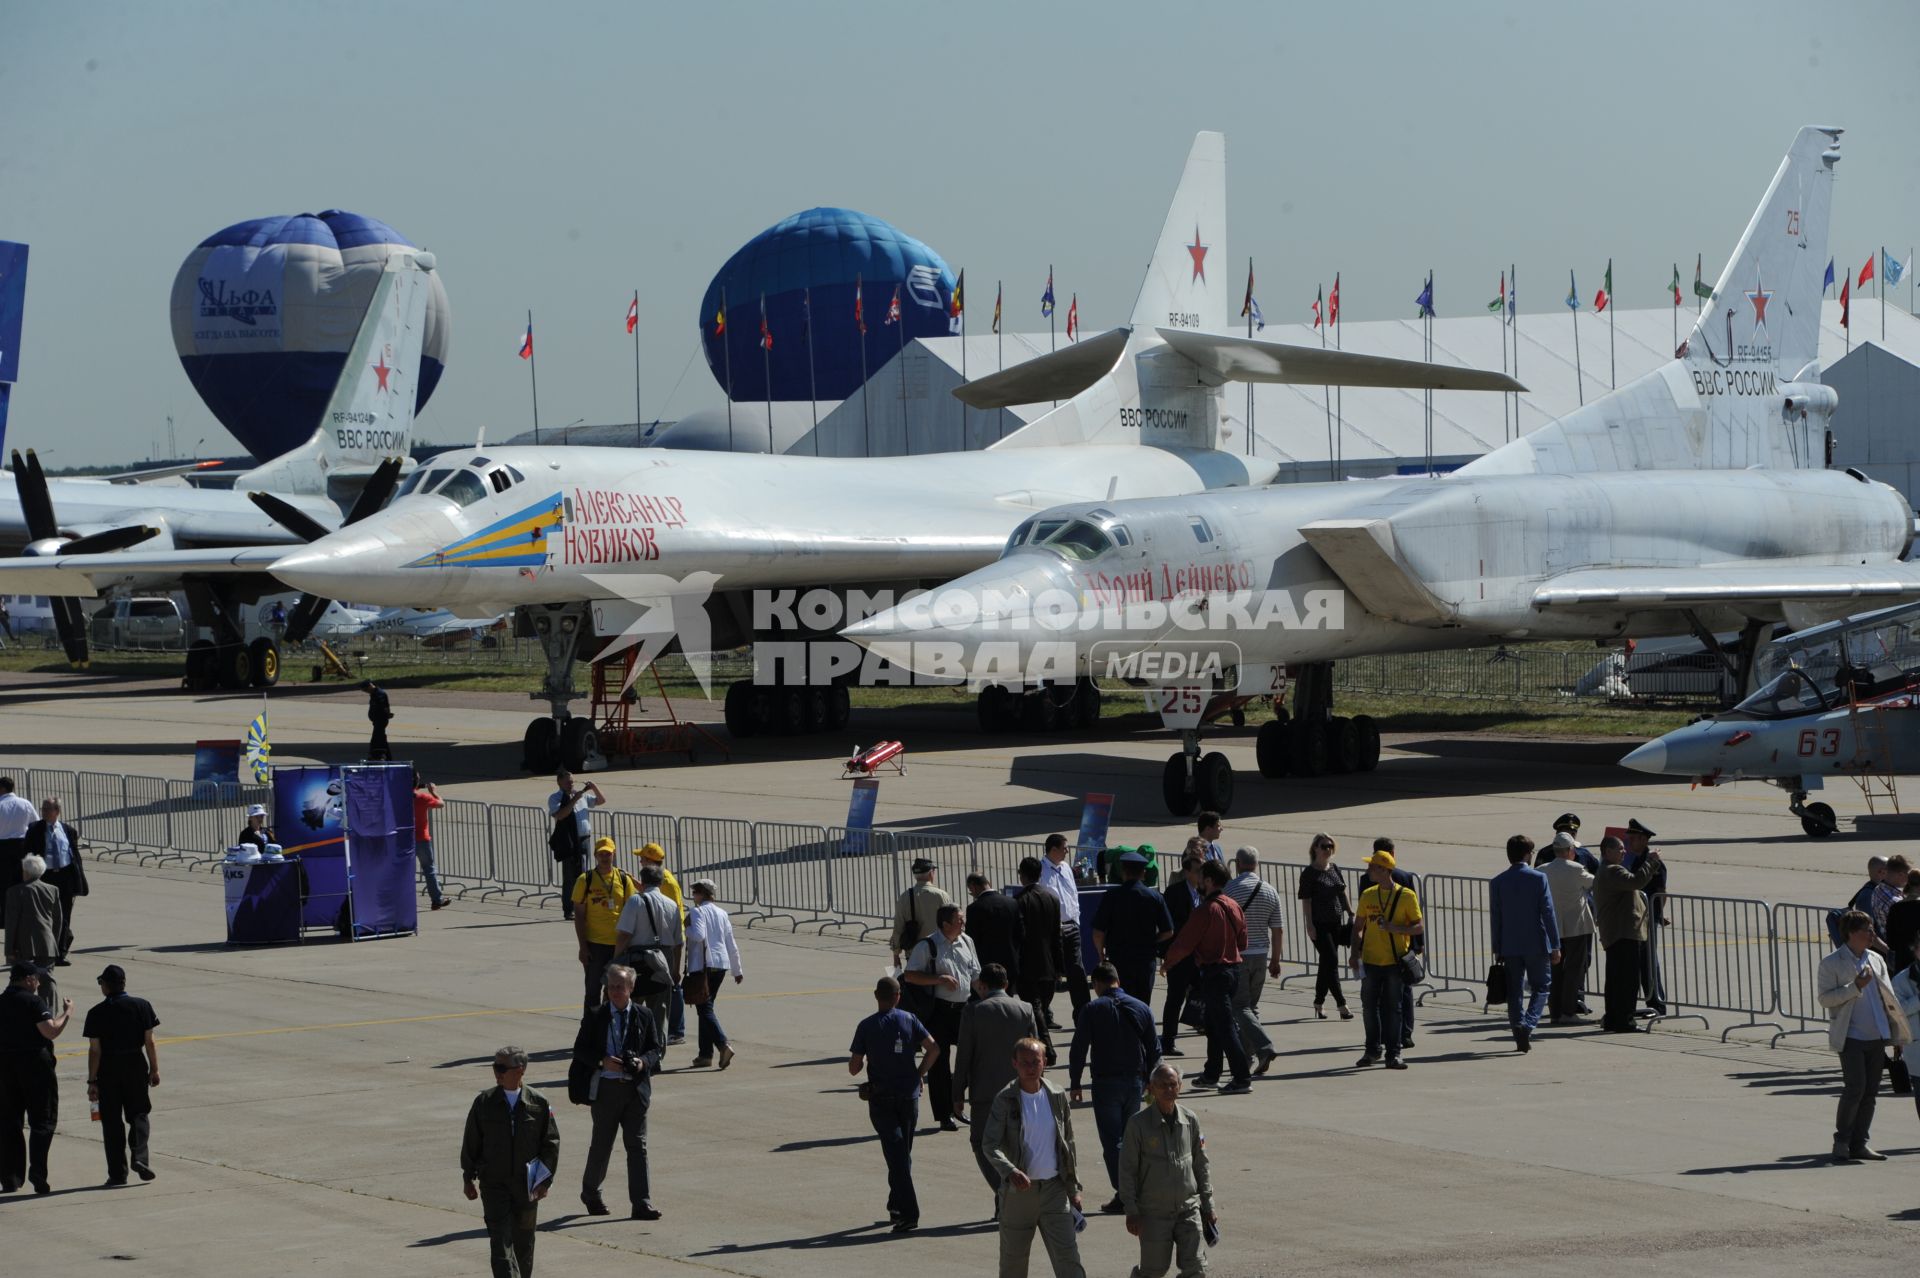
top-left (1789, 791), bottom-right (1838, 838)
top-left (722, 679), bottom-right (851, 739)
top-left (1163, 729), bottom-right (1234, 817)
top-left (975, 678), bottom-right (1103, 735)
top-left (1252, 663), bottom-right (1380, 781)
top-left (520, 602), bottom-right (607, 773)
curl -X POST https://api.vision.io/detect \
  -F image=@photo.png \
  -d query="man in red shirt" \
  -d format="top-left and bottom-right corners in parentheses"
top-left (412, 771), bottom-right (448, 912)
top-left (1162, 861), bottom-right (1251, 1094)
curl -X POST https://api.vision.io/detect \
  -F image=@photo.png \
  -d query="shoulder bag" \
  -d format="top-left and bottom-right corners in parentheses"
top-left (1388, 886), bottom-right (1426, 985)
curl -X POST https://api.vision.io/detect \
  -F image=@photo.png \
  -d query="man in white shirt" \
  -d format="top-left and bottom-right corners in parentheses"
top-left (1196, 812), bottom-right (1226, 863)
top-left (1818, 909), bottom-right (1913, 1162)
top-left (1041, 835), bottom-right (1091, 1018)
top-left (1541, 838), bottom-right (1597, 1025)
top-left (903, 903), bottom-right (980, 1130)
top-left (547, 771), bottom-right (604, 923)
top-left (984, 1037), bottom-right (1085, 1278)
top-left (614, 866), bottom-right (684, 1057)
top-left (0, 776), bottom-right (35, 910)
top-left (1224, 847), bottom-right (1284, 1075)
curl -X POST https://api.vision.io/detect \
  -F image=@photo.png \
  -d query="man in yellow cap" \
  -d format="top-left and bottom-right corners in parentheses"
top-left (636, 843), bottom-right (687, 1044)
top-left (573, 838), bottom-right (638, 1014)
top-left (1349, 850), bottom-right (1423, 1070)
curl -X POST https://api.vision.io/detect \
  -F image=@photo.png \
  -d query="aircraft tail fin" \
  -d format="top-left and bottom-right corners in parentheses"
top-left (237, 250), bottom-right (434, 499)
top-left (1130, 132), bottom-right (1227, 335)
top-left (0, 240), bottom-right (30, 460)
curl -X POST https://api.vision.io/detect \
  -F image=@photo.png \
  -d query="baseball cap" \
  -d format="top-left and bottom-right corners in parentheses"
top-left (1368, 850), bottom-right (1397, 870)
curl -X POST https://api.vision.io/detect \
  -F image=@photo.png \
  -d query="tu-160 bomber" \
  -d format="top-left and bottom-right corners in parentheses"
top-left (0, 133), bottom-right (1517, 772)
top-left (844, 126), bottom-right (1920, 816)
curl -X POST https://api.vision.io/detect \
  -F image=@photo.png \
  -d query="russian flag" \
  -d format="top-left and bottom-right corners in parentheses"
top-left (518, 323), bottom-right (533, 360)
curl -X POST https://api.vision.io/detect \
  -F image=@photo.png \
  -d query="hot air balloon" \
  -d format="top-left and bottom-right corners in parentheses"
top-left (699, 208), bottom-right (956, 403)
top-left (170, 211), bottom-right (450, 461)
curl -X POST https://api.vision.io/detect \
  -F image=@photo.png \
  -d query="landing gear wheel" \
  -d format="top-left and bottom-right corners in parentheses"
top-left (1353, 714), bottom-right (1382, 772)
top-left (184, 639), bottom-right (216, 691)
top-left (1162, 753), bottom-right (1198, 817)
top-left (248, 637), bottom-right (280, 688)
top-left (559, 717), bottom-right (597, 772)
top-left (1194, 751), bottom-right (1234, 814)
top-left (724, 681), bottom-right (757, 738)
top-left (828, 683), bottom-right (852, 731)
top-left (215, 642), bottom-right (254, 690)
top-left (1230, 706), bottom-right (1247, 728)
top-left (777, 689), bottom-right (806, 735)
top-left (1800, 800), bottom-right (1837, 839)
top-left (1289, 719), bottom-right (1328, 777)
top-left (1255, 719), bottom-right (1291, 778)
top-left (523, 717), bottom-right (558, 773)
top-left (1328, 716), bottom-right (1361, 774)
top-left (1023, 689), bottom-right (1061, 732)
top-left (801, 687), bottom-right (828, 734)
top-left (978, 685), bottom-right (1011, 733)
top-left (1072, 678), bottom-right (1102, 730)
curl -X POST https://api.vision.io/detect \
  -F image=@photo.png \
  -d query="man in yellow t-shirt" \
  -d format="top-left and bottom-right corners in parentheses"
top-left (573, 837), bottom-right (637, 1013)
top-left (636, 842), bottom-right (687, 1043)
top-left (1349, 850), bottom-right (1423, 1070)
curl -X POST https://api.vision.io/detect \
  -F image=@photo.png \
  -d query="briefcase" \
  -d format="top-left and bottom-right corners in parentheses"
top-left (1485, 962), bottom-right (1509, 1006)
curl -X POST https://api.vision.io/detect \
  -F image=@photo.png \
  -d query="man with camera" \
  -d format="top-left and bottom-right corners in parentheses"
top-left (547, 771), bottom-right (604, 923)
top-left (568, 965), bottom-right (664, 1220)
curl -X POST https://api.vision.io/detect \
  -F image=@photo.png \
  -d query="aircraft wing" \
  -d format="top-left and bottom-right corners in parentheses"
top-left (0, 546), bottom-right (286, 597)
top-left (1533, 564), bottom-right (1920, 609)
top-left (1154, 328), bottom-right (1526, 391)
top-left (952, 327), bottom-right (1132, 408)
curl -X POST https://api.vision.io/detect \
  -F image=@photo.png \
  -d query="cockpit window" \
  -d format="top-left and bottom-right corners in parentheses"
top-left (435, 470), bottom-right (488, 509)
top-left (1005, 519), bottom-right (1037, 554)
top-left (418, 468), bottom-right (454, 494)
top-left (1731, 669), bottom-right (1831, 719)
top-left (488, 468), bottom-right (513, 494)
top-left (1190, 517), bottom-right (1214, 544)
top-left (1109, 525), bottom-right (1132, 547)
top-left (396, 470), bottom-right (428, 497)
top-left (468, 456), bottom-right (491, 468)
top-left (1040, 519), bottom-right (1114, 562)
top-left (506, 465), bottom-right (526, 484)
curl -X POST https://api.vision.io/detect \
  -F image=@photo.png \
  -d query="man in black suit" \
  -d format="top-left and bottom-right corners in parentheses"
top-left (1013, 858), bottom-right (1064, 1056)
top-left (965, 873), bottom-right (1023, 989)
top-left (24, 799), bottom-right (84, 965)
top-left (568, 964), bottom-right (665, 1220)
top-left (1624, 818), bottom-right (1669, 1016)
top-left (1159, 853), bottom-right (1206, 1056)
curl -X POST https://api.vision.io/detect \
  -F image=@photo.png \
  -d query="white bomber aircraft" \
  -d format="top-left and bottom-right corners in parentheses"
top-left (845, 127), bottom-right (1920, 816)
top-left (0, 248), bottom-right (435, 680)
top-left (2, 133), bottom-right (1516, 773)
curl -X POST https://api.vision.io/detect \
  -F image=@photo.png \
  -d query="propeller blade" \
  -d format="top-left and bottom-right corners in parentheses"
top-left (246, 490), bottom-right (333, 544)
top-left (12, 449), bottom-right (59, 542)
top-left (283, 593), bottom-right (332, 644)
top-left (342, 455), bottom-right (404, 526)
top-left (62, 525), bottom-right (159, 556)
top-left (52, 596), bottom-right (89, 668)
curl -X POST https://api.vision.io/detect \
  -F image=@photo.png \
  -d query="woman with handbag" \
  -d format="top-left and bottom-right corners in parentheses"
top-left (1349, 850), bottom-right (1423, 1070)
top-left (1297, 834), bottom-right (1353, 1020)
top-left (683, 879), bottom-right (744, 1070)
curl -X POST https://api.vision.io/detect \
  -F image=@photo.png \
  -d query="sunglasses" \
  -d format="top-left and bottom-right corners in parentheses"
top-left (492, 1063), bottom-right (523, 1073)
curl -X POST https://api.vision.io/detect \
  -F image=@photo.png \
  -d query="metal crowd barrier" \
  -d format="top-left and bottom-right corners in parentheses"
top-left (488, 802), bottom-right (557, 902)
top-left (1770, 902), bottom-right (1840, 1045)
top-left (433, 797), bottom-right (497, 896)
top-left (1646, 893), bottom-right (1783, 1040)
top-left (678, 816), bottom-right (756, 914)
top-left (754, 820), bottom-right (834, 928)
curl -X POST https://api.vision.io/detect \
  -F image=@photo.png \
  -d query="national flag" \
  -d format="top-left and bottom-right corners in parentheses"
top-left (1840, 277), bottom-right (1851, 329)
top-left (1565, 270), bottom-right (1579, 311)
top-left (1311, 284), bottom-right (1323, 329)
top-left (626, 293), bottom-right (639, 335)
top-left (517, 322), bottom-right (533, 359)
top-left (1486, 272), bottom-right (1505, 314)
top-left (1693, 253), bottom-right (1713, 300)
top-left (948, 269), bottom-right (964, 334)
top-left (1593, 260), bottom-right (1611, 313)
top-left (1329, 273), bottom-right (1341, 325)
top-left (1822, 258), bottom-right (1835, 295)
top-left (1414, 273), bottom-right (1434, 319)
top-left (1507, 273), bottom-right (1516, 325)
top-left (1859, 252), bottom-right (1875, 288)
top-left (1066, 294), bottom-right (1078, 341)
top-left (712, 302), bottom-right (726, 336)
top-left (758, 295), bottom-right (772, 351)
top-left (854, 274), bottom-right (866, 335)
top-left (884, 285), bottom-right (901, 325)
top-left (992, 282), bottom-right (1002, 335)
top-left (1671, 264), bottom-right (1683, 307)
top-left (1041, 269), bottom-right (1055, 318)
top-left (1241, 263), bottom-right (1255, 319)
top-left (244, 707), bottom-right (271, 783)
top-left (1885, 249), bottom-right (1908, 288)
top-left (1249, 297), bottom-right (1264, 331)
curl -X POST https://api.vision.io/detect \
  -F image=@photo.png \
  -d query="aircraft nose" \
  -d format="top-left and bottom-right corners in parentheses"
top-left (843, 558), bottom-right (1067, 678)
top-left (1619, 738), bottom-right (1668, 775)
top-left (271, 529), bottom-right (411, 603)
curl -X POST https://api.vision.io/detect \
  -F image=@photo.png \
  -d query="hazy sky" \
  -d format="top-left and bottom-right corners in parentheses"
top-left (4, 0), bottom-right (1916, 461)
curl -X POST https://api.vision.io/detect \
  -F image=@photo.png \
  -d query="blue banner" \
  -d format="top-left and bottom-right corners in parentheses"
top-left (223, 861), bottom-right (302, 946)
top-left (0, 241), bottom-right (26, 385)
top-left (342, 763), bottom-right (417, 937)
top-left (1075, 793), bottom-right (1114, 862)
top-left (193, 739), bottom-right (241, 790)
top-left (842, 778), bottom-right (880, 855)
top-left (275, 765), bottom-right (348, 931)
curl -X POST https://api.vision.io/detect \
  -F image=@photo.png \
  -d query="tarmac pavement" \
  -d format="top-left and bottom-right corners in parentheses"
top-left (3, 673), bottom-right (1918, 1272)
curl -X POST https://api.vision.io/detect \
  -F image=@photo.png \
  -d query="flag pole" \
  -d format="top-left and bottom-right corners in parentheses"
top-left (1333, 271), bottom-right (1342, 480)
top-left (1048, 264), bottom-right (1057, 408)
top-left (958, 269), bottom-right (968, 450)
top-left (1607, 258), bottom-right (1616, 388)
top-left (527, 309), bottom-right (541, 445)
top-left (897, 288), bottom-right (908, 455)
top-left (1882, 246), bottom-right (1888, 341)
top-left (631, 289), bottom-right (642, 445)
top-left (995, 279), bottom-right (1005, 443)
top-left (804, 287), bottom-right (818, 456)
top-left (1246, 257), bottom-right (1254, 458)
top-left (1497, 271), bottom-right (1509, 444)
top-left (721, 285), bottom-right (734, 452)
top-left (1570, 272), bottom-right (1584, 407)
top-left (1671, 265), bottom-right (1678, 362)
top-left (858, 275), bottom-right (870, 457)
top-left (1511, 264), bottom-right (1520, 439)
top-left (1320, 283), bottom-right (1332, 482)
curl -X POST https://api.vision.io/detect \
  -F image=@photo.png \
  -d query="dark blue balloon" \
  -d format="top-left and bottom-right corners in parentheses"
top-left (700, 208), bottom-right (957, 402)
top-left (171, 211), bottom-right (450, 462)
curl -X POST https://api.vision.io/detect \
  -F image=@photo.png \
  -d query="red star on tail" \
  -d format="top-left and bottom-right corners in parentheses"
top-left (1187, 227), bottom-right (1208, 284)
